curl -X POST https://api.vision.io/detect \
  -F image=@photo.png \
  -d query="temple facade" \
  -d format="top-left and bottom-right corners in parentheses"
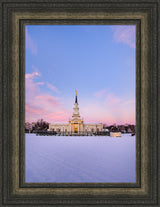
top-left (49, 91), bottom-right (103, 133)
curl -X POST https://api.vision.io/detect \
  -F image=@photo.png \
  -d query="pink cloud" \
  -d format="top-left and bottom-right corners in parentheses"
top-left (26, 103), bottom-right (72, 123)
top-left (80, 92), bottom-right (135, 125)
top-left (104, 94), bottom-right (135, 124)
top-left (25, 71), bottom-right (40, 79)
top-left (25, 71), bottom-right (43, 103)
top-left (123, 99), bottom-right (135, 105)
top-left (25, 104), bottom-right (46, 115)
top-left (36, 82), bottom-right (44, 85)
top-left (94, 89), bottom-right (107, 99)
top-left (111, 26), bottom-right (135, 48)
top-left (105, 93), bottom-right (121, 106)
top-left (82, 103), bottom-right (135, 125)
top-left (46, 82), bottom-right (60, 94)
top-left (25, 71), bottom-right (71, 123)
top-left (34, 95), bottom-right (60, 111)
top-left (25, 27), bottom-right (37, 55)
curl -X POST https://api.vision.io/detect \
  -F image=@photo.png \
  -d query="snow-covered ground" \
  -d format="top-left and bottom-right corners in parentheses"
top-left (25, 134), bottom-right (136, 183)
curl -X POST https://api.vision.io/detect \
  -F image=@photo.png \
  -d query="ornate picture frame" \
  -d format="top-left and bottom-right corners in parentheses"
top-left (0, 0), bottom-right (159, 206)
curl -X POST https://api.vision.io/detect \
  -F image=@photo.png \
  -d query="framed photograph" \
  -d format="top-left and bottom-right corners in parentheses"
top-left (25, 24), bottom-right (136, 184)
top-left (0, 0), bottom-right (159, 206)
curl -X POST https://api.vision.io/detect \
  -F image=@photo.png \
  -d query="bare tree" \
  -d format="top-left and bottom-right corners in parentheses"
top-left (34, 119), bottom-right (49, 131)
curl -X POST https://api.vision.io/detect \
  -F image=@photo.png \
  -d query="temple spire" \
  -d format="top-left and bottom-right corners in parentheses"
top-left (75, 90), bottom-right (78, 104)
top-left (72, 90), bottom-right (80, 118)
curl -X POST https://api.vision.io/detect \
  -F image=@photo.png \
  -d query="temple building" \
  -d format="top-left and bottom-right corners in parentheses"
top-left (49, 91), bottom-right (103, 133)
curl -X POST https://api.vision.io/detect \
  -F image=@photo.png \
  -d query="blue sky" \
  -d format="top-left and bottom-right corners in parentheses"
top-left (25, 25), bottom-right (135, 125)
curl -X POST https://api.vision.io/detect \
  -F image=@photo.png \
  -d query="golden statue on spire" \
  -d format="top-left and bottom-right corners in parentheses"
top-left (75, 90), bottom-right (77, 96)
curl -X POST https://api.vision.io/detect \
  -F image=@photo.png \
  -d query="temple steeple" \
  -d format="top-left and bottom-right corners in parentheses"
top-left (72, 90), bottom-right (80, 118)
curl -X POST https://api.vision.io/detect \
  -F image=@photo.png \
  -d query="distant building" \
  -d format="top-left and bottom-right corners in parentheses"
top-left (110, 132), bottom-right (121, 137)
top-left (49, 91), bottom-right (103, 133)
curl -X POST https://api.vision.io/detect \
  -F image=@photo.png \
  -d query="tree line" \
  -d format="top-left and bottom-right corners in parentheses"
top-left (25, 119), bottom-right (49, 133)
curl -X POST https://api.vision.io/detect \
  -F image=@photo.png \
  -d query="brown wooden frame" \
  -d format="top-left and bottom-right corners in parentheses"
top-left (0, 0), bottom-right (159, 206)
